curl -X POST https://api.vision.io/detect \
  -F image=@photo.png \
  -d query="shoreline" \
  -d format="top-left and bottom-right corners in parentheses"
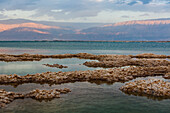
top-left (0, 40), bottom-right (170, 42)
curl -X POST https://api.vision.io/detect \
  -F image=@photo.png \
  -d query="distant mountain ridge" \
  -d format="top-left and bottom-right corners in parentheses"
top-left (0, 19), bottom-right (105, 30)
top-left (103, 20), bottom-right (170, 27)
top-left (79, 19), bottom-right (170, 41)
top-left (0, 21), bottom-right (76, 41)
top-left (0, 22), bottom-right (61, 32)
top-left (0, 18), bottom-right (169, 41)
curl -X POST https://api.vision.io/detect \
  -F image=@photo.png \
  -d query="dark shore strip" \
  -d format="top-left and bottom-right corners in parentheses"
top-left (1, 40), bottom-right (169, 42)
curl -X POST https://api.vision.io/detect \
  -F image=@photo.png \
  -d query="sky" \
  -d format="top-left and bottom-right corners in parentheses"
top-left (0, 0), bottom-right (170, 23)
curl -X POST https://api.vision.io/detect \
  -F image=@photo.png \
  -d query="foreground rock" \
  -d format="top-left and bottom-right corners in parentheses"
top-left (120, 79), bottom-right (170, 98)
top-left (0, 88), bottom-right (71, 108)
top-left (43, 64), bottom-right (68, 69)
top-left (0, 66), bottom-right (169, 86)
top-left (25, 88), bottom-right (71, 100)
top-left (0, 89), bottom-right (24, 108)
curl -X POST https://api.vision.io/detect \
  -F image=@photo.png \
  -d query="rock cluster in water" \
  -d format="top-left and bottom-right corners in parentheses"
top-left (25, 88), bottom-right (71, 100)
top-left (0, 66), bottom-right (169, 85)
top-left (0, 88), bottom-right (71, 108)
top-left (43, 64), bottom-right (68, 69)
top-left (120, 79), bottom-right (170, 97)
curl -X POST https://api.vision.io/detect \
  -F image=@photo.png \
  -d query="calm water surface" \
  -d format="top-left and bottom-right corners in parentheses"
top-left (0, 41), bottom-right (170, 113)
top-left (0, 41), bottom-right (169, 55)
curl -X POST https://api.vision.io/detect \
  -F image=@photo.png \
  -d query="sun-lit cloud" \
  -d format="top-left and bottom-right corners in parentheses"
top-left (0, 0), bottom-right (169, 23)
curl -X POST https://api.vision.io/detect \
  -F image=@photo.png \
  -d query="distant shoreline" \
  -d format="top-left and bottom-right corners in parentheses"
top-left (0, 40), bottom-right (169, 42)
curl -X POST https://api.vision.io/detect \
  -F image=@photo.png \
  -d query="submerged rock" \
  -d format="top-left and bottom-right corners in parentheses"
top-left (25, 88), bottom-right (71, 100)
top-left (43, 64), bottom-right (68, 69)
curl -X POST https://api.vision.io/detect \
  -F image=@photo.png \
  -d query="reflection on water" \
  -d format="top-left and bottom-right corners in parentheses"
top-left (0, 79), bottom-right (170, 113)
top-left (0, 47), bottom-right (49, 54)
top-left (0, 58), bottom-right (100, 75)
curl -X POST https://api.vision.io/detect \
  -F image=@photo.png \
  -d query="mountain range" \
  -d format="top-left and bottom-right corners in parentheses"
top-left (0, 18), bottom-right (170, 41)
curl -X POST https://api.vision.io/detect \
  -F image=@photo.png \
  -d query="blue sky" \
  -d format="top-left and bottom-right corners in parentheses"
top-left (0, 0), bottom-right (170, 23)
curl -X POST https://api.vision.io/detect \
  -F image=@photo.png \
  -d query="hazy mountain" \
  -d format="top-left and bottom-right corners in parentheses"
top-left (0, 19), bottom-right (170, 41)
top-left (0, 19), bottom-right (106, 30)
top-left (79, 19), bottom-right (170, 41)
top-left (0, 22), bottom-right (75, 41)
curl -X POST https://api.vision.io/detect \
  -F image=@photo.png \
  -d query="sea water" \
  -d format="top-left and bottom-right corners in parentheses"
top-left (0, 41), bottom-right (170, 113)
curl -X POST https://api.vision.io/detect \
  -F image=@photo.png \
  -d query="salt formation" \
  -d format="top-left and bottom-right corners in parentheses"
top-left (0, 88), bottom-right (71, 108)
top-left (0, 66), bottom-right (169, 85)
top-left (120, 79), bottom-right (170, 97)
top-left (25, 88), bottom-right (71, 99)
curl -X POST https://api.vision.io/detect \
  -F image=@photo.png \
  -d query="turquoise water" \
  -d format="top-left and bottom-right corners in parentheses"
top-left (0, 41), bottom-right (169, 55)
top-left (0, 41), bottom-right (170, 113)
top-left (0, 58), bottom-right (100, 75)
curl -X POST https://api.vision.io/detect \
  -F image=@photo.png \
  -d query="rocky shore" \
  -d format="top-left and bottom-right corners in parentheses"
top-left (43, 63), bottom-right (68, 69)
top-left (0, 88), bottom-right (71, 108)
top-left (120, 79), bottom-right (170, 98)
top-left (0, 53), bottom-right (169, 108)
